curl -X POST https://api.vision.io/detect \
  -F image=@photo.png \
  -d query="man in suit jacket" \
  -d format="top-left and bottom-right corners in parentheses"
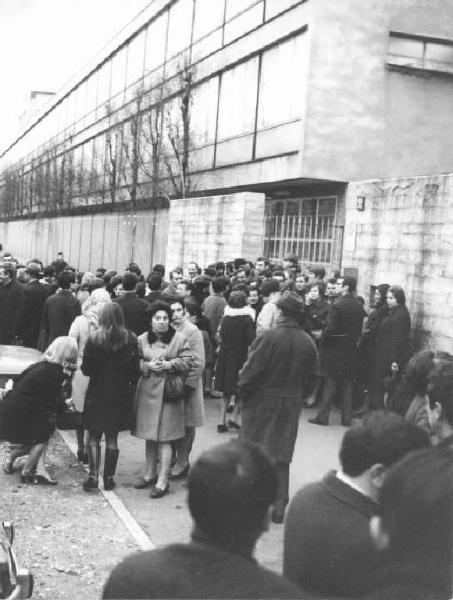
top-left (283, 411), bottom-right (430, 599)
top-left (309, 276), bottom-right (365, 426)
top-left (113, 272), bottom-right (149, 335)
top-left (41, 270), bottom-right (81, 348)
top-left (103, 441), bottom-right (306, 599)
top-left (18, 265), bottom-right (49, 348)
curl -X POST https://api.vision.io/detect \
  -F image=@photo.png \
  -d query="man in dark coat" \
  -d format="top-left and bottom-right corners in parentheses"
top-left (0, 265), bottom-right (24, 344)
top-left (40, 270), bottom-right (81, 349)
top-left (103, 441), bottom-right (307, 599)
top-left (18, 265), bottom-right (49, 348)
top-left (238, 293), bottom-right (318, 523)
top-left (113, 272), bottom-right (149, 335)
top-left (309, 276), bottom-right (365, 426)
top-left (367, 444), bottom-right (453, 600)
top-left (283, 411), bottom-right (430, 599)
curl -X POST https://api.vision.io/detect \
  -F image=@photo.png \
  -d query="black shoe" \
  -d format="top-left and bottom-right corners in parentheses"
top-left (20, 471), bottom-right (35, 484)
top-left (228, 420), bottom-right (241, 431)
top-left (271, 508), bottom-right (285, 524)
top-left (169, 464), bottom-right (190, 480)
top-left (308, 417), bottom-right (328, 426)
top-left (77, 449), bottom-right (89, 464)
top-left (103, 476), bottom-right (116, 491)
top-left (149, 484), bottom-right (170, 499)
top-left (134, 476), bottom-right (157, 489)
top-left (83, 476), bottom-right (99, 491)
top-left (34, 472), bottom-right (58, 485)
top-left (217, 424), bottom-right (228, 433)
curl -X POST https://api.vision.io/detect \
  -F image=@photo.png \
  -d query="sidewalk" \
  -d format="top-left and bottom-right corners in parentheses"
top-left (1, 401), bottom-right (344, 599)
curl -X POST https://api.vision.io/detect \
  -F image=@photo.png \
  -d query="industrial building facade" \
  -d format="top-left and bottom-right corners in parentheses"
top-left (2, 0), bottom-right (453, 347)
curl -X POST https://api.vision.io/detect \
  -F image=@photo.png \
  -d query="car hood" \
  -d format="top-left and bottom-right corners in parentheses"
top-left (0, 345), bottom-right (43, 376)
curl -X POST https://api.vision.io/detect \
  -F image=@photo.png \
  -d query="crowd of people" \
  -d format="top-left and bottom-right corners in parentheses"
top-left (0, 248), bottom-right (452, 598)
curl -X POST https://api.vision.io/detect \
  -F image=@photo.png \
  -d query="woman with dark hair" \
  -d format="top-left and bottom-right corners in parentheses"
top-left (368, 285), bottom-right (411, 410)
top-left (214, 290), bottom-right (255, 432)
top-left (133, 300), bottom-right (192, 498)
top-left (354, 283), bottom-right (390, 414)
top-left (304, 282), bottom-right (329, 337)
top-left (81, 303), bottom-right (139, 492)
top-left (1, 336), bottom-right (78, 484)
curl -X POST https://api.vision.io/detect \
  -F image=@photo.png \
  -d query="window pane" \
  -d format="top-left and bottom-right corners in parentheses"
top-left (193, 0), bottom-right (224, 41)
top-left (126, 30), bottom-right (146, 90)
top-left (167, 0), bottom-right (193, 59)
top-left (224, 2), bottom-right (262, 45)
top-left (257, 34), bottom-right (307, 128)
top-left (265, 0), bottom-right (299, 20)
top-left (217, 57), bottom-right (259, 140)
top-left (425, 42), bottom-right (453, 66)
top-left (110, 47), bottom-right (127, 105)
top-left (144, 14), bottom-right (167, 74)
top-left (225, 0), bottom-right (257, 20)
top-left (388, 36), bottom-right (423, 65)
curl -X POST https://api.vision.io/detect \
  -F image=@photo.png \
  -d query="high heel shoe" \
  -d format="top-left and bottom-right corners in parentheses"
top-left (34, 472), bottom-right (58, 485)
top-left (20, 472), bottom-right (35, 484)
top-left (149, 483), bottom-right (170, 499)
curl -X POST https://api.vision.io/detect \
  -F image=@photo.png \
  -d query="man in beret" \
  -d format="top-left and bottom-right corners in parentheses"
top-left (238, 292), bottom-right (318, 523)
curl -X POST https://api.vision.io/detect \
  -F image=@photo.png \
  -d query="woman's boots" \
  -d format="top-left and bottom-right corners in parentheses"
top-left (103, 449), bottom-right (119, 491)
top-left (83, 443), bottom-right (100, 491)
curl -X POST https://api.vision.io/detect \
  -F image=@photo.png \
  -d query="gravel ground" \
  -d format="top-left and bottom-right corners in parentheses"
top-left (0, 433), bottom-right (139, 600)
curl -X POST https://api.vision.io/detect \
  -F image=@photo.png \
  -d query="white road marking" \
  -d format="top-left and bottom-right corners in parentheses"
top-left (58, 430), bottom-right (155, 551)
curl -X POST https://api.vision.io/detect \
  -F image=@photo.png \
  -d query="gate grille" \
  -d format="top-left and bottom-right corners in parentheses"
top-left (264, 196), bottom-right (337, 265)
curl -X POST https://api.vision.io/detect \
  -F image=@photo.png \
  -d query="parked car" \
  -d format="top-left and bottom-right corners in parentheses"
top-left (0, 346), bottom-right (42, 389)
top-left (0, 521), bottom-right (33, 599)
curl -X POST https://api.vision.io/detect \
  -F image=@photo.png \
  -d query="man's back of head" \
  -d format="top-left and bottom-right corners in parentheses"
top-left (122, 272), bottom-right (139, 292)
top-left (369, 445), bottom-right (453, 599)
top-left (188, 441), bottom-right (277, 551)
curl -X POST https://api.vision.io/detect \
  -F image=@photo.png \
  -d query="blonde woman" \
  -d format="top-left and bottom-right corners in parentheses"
top-left (0, 336), bottom-right (78, 484)
top-left (69, 288), bottom-right (111, 462)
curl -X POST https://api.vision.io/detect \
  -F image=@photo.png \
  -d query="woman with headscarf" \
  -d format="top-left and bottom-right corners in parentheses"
top-left (133, 300), bottom-right (192, 498)
top-left (369, 285), bottom-right (411, 410)
top-left (69, 288), bottom-right (111, 462)
top-left (1, 336), bottom-right (78, 484)
top-left (81, 303), bottom-right (139, 492)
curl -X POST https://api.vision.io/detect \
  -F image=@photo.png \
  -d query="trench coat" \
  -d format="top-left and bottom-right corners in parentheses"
top-left (238, 316), bottom-right (318, 464)
top-left (68, 310), bottom-right (99, 412)
top-left (174, 319), bottom-right (205, 428)
top-left (133, 329), bottom-right (192, 442)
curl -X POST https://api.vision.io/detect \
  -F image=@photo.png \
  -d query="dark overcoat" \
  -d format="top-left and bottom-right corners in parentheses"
top-left (319, 293), bottom-right (365, 379)
top-left (283, 471), bottom-right (379, 598)
top-left (19, 280), bottom-right (49, 348)
top-left (0, 280), bottom-right (24, 344)
top-left (102, 539), bottom-right (306, 599)
top-left (215, 309), bottom-right (255, 395)
top-left (113, 293), bottom-right (149, 336)
top-left (82, 330), bottom-right (139, 434)
top-left (372, 304), bottom-right (411, 381)
top-left (41, 289), bottom-right (81, 348)
top-left (238, 316), bottom-right (318, 464)
top-left (0, 361), bottom-right (65, 444)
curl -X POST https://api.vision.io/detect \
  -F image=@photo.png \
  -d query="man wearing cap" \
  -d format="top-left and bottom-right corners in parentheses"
top-left (18, 264), bottom-right (49, 348)
top-left (0, 265), bottom-right (24, 345)
top-left (238, 292), bottom-right (318, 523)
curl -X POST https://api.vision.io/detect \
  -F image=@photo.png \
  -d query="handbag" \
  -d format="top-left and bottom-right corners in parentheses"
top-left (56, 403), bottom-right (82, 430)
top-left (163, 372), bottom-right (186, 403)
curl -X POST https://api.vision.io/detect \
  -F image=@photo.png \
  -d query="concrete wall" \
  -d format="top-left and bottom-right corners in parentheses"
top-left (302, 0), bottom-right (453, 182)
top-left (342, 173), bottom-right (453, 352)
top-left (165, 192), bottom-right (265, 271)
top-left (0, 209), bottom-right (169, 275)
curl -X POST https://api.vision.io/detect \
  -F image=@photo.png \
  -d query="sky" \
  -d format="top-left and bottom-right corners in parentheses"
top-left (0, 0), bottom-right (151, 151)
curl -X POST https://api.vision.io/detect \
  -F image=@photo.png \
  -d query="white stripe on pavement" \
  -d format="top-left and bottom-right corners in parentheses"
top-left (59, 430), bottom-right (155, 552)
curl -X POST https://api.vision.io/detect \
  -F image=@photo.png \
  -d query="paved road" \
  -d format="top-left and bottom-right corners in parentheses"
top-left (66, 398), bottom-right (345, 573)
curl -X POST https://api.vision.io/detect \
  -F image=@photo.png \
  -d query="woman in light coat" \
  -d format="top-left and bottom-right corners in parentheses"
top-left (69, 288), bottom-right (111, 461)
top-left (133, 300), bottom-right (192, 498)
